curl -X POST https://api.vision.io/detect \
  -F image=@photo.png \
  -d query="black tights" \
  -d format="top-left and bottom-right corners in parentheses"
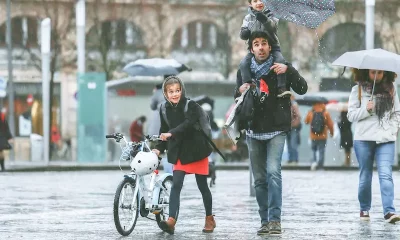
top-left (169, 170), bottom-right (212, 220)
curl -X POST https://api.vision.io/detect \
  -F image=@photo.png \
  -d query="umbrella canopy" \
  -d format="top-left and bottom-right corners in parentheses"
top-left (332, 48), bottom-right (400, 74)
top-left (296, 95), bottom-right (328, 106)
top-left (263, 0), bottom-right (335, 29)
top-left (123, 58), bottom-right (192, 77)
top-left (326, 102), bottom-right (348, 112)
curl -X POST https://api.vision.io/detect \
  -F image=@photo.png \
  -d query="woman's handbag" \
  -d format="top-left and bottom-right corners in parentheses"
top-left (0, 136), bottom-right (11, 150)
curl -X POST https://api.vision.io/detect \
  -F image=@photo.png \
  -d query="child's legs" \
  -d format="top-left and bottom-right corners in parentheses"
top-left (195, 174), bottom-right (213, 216)
top-left (239, 52), bottom-right (253, 83)
top-left (169, 170), bottom-right (186, 220)
top-left (272, 51), bottom-right (287, 89)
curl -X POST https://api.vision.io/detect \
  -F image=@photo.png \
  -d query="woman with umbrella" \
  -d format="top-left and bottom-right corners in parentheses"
top-left (347, 68), bottom-right (400, 223)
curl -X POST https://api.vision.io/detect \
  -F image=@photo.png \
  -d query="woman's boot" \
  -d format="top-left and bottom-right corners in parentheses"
top-left (202, 215), bottom-right (216, 233)
top-left (159, 217), bottom-right (176, 234)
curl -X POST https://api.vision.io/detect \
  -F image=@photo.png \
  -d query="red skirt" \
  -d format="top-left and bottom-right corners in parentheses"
top-left (173, 157), bottom-right (209, 175)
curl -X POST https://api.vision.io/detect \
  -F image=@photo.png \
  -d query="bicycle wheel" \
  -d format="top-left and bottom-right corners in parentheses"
top-left (155, 176), bottom-right (175, 225)
top-left (113, 178), bottom-right (139, 236)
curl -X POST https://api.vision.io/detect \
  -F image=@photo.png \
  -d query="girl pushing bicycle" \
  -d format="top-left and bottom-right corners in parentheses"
top-left (151, 76), bottom-right (216, 235)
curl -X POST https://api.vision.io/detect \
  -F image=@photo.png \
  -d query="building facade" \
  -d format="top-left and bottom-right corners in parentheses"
top-left (0, 0), bottom-right (399, 160)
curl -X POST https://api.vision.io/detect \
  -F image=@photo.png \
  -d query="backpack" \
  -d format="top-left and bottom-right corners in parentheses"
top-left (160, 100), bottom-right (226, 161)
top-left (311, 110), bottom-right (325, 134)
top-left (161, 100), bottom-right (211, 138)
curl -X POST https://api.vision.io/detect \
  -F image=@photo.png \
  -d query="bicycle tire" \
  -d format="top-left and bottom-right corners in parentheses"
top-left (155, 176), bottom-right (175, 226)
top-left (113, 178), bottom-right (139, 236)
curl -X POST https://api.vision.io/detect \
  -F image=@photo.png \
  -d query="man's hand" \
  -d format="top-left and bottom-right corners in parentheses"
top-left (160, 133), bottom-right (172, 141)
top-left (270, 63), bottom-right (288, 75)
top-left (152, 149), bottom-right (160, 156)
top-left (239, 83), bottom-right (255, 93)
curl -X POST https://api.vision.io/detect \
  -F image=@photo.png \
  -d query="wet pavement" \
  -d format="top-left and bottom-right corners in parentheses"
top-left (1, 170), bottom-right (400, 239)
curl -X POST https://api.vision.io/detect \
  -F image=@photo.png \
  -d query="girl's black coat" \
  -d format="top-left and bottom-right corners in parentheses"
top-left (155, 98), bottom-right (212, 165)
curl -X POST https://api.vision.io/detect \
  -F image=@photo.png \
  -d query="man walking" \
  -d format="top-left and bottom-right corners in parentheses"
top-left (304, 102), bottom-right (334, 170)
top-left (235, 31), bottom-right (308, 235)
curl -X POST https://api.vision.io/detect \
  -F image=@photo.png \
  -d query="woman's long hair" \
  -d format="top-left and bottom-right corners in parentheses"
top-left (352, 69), bottom-right (397, 121)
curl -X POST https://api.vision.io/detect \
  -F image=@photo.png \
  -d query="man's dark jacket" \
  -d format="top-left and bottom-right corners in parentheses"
top-left (234, 64), bottom-right (308, 133)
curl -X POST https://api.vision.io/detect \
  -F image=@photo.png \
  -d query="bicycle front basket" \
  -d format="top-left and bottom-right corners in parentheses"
top-left (120, 144), bottom-right (141, 161)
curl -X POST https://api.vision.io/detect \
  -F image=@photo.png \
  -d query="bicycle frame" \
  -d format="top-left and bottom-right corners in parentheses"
top-left (111, 134), bottom-right (172, 214)
top-left (129, 171), bottom-right (171, 213)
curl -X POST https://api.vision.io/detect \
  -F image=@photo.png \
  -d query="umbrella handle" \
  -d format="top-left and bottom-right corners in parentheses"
top-left (370, 72), bottom-right (377, 101)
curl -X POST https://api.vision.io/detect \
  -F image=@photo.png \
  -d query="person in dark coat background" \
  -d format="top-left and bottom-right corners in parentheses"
top-left (0, 108), bottom-right (13, 171)
top-left (338, 110), bottom-right (353, 167)
top-left (129, 116), bottom-right (146, 143)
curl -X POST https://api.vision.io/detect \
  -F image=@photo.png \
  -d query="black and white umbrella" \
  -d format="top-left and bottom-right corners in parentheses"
top-left (263, 0), bottom-right (335, 29)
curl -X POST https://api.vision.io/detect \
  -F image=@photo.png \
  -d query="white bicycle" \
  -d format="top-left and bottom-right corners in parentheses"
top-left (106, 133), bottom-right (174, 236)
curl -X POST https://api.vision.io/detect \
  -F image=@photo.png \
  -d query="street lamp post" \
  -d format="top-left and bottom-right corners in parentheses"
top-left (76, 0), bottom-right (86, 73)
top-left (41, 18), bottom-right (51, 164)
top-left (365, 0), bottom-right (375, 49)
top-left (6, 0), bottom-right (15, 161)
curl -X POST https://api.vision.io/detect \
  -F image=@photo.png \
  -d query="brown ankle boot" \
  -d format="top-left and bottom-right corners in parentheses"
top-left (202, 215), bottom-right (216, 233)
top-left (159, 217), bottom-right (176, 234)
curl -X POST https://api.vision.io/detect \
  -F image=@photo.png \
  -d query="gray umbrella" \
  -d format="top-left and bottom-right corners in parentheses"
top-left (123, 58), bottom-right (192, 77)
top-left (263, 0), bottom-right (335, 29)
top-left (332, 48), bottom-right (400, 98)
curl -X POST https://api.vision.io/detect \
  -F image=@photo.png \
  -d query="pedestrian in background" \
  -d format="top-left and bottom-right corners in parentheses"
top-left (304, 102), bottom-right (334, 170)
top-left (0, 108), bottom-right (13, 171)
top-left (287, 95), bottom-right (301, 165)
top-left (152, 76), bottom-right (215, 234)
top-left (338, 110), bottom-right (353, 166)
top-left (129, 116), bottom-right (146, 143)
top-left (348, 69), bottom-right (400, 223)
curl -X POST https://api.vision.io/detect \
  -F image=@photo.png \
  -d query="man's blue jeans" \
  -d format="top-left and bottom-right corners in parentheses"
top-left (247, 133), bottom-right (286, 224)
top-left (354, 140), bottom-right (396, 215)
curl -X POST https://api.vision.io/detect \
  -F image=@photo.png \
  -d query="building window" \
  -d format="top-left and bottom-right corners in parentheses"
top-left (87, 20), bottom-right (144, 50)
top-left (0, 16), bottom-right (39, 48)
top-left (172, 21), bottom-right (220, 51)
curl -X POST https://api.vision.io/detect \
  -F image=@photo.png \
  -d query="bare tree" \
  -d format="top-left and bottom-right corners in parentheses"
top-left (86, 0), bottom-right (147, 80)
top-left (218, 4), bottom-right (245, 78)
top-left (378, 1), bottom-right (400, 53)
top-left (17, 0), bottom-right (75, 158)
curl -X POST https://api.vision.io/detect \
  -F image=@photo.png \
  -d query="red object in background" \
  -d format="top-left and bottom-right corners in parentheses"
top-left (260, 78), bottom-right (269, 94)
top-left (26, 94), bottom-right (34, 106)
top-left (0, 108), bottom-right (5, 122)
top-left (51, 125), bottom-right (61, 143)
top-left (116, 89), bottom-right (136, 96)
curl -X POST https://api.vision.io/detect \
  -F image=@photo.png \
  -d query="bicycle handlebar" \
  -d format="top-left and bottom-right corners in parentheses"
top-left (105, 133), bottom-right (162, 142)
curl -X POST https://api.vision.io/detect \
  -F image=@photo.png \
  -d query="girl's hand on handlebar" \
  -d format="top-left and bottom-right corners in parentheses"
top-left (160, 133), bottom-right (172, 141)
top-left (152, 149), bottom-right (160, 156)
